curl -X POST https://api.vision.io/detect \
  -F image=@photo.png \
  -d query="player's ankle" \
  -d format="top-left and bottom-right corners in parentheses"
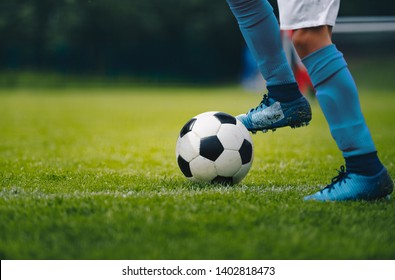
top-left (267, 82), bottom-right (303, 102)
top-left (345, 151), bottom-right (384, 176)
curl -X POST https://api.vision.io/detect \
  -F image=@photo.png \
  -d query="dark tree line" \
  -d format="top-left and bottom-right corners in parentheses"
top-left (0, 0), bottom-right (394, 82)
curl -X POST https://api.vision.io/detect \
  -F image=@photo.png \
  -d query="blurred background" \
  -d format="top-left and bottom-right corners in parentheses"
top-left (0, 0), bottom-right (394, 86)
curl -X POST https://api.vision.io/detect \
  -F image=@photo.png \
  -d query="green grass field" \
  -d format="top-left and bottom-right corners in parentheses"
top-left (1, 82), bottom-right (395, 260)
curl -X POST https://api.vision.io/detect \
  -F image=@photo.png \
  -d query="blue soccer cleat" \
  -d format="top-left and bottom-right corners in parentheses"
top-left (236, 94), bottom-right (312, 133)
top-left (304, 166), bottom-right (394, 201)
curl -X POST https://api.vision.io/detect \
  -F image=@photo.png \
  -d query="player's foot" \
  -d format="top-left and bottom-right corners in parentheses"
top-left (304, 166), bottom-right (394, 201)
top-left (236, 94), bottom-right (312, 133)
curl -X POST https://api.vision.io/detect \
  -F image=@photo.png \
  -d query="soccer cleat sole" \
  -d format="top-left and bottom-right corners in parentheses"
top-left (251, 121), bottom-right (310, 134)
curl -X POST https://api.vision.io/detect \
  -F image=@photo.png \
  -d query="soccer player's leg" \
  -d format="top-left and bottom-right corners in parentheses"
top-left (294, 29), bottom-right (394, 201)
top-left (226, 0), bottom-right (311, 133)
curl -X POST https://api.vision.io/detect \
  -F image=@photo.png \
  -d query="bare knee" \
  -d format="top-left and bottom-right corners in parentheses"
top-left (292, 26), bottom-right (333, 59)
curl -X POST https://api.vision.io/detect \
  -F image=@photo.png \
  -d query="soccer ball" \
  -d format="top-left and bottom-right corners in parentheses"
top-left (176, 111), bottom-right (254, 185)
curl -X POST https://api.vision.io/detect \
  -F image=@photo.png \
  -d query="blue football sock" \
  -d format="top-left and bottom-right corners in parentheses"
top-left (303, 44), bottom-right (383, 174)
top-left (226, 0), bottom-right (298, 94)
top-left (345, 152), bottom-right (384, 176)
top-left (267, 83), bottom-right (302, 102)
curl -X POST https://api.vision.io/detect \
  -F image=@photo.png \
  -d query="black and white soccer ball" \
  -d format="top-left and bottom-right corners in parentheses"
top-left (176, 111), bottom-right (254, 185)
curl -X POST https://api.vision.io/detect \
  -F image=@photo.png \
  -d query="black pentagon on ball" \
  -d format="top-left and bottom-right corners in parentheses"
top-left (213, 112), bottom-right (237, 125)
top-left (177, 155), bottom-right (193, 177)
top-left (212, 176), bottom-right (233, 185)
top-left (179, 118), bottom-right (197, 138)
top-left (200, 135), bottom-right (224, 161)
top-left (239, 139), bottom-right (253, 164)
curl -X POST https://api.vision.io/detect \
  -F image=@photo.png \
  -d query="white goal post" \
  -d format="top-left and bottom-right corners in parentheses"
top-left (334, 16), bottom-right (395, 33)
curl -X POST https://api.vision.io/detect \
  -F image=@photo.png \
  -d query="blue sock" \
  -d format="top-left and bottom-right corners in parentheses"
top-left (226, 0), bottom-right (300, 101)
top-left (267, 83), bottom-right (302, 102)
top-left (345, 152), bottom-right (383, 176)
top-left (303, 44), bottom-right (383, 174)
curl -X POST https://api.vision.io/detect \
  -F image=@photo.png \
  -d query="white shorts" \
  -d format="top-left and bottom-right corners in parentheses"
top-left (277, 0), bottom-right (340, 30)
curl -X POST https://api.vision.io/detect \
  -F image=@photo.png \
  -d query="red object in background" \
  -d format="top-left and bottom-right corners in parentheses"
top-left (294, 65), bottom-right (313, 94)
top-left (281, 30), bottom-right (314, 95)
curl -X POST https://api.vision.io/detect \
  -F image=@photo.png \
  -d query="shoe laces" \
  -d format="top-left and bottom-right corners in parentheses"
top-left (249, 94), bottom-right (270, 113)
top-left (322, 165), bottom-right (351, 193)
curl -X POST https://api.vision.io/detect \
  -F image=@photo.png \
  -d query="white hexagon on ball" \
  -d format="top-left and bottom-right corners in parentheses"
top-left (176, 131), bottom-right (200, 162)
top-left (189, 156), bottom-right (218, 182)
top-left (217, 124), bottom-right (244, 150)
top-left (215, 150), bottom-right (242, 177)
top-left (192, 115), bottom-right (221, 138)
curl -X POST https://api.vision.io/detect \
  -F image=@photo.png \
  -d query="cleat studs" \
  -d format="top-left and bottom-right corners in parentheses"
top-left (290, 122), bottom-right (310, 129)
top-left (249, 121), bottom-right (310, 134)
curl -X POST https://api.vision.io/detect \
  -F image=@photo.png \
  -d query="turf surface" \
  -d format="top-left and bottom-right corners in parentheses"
top-left (0, 85), bottom-right (394, 260)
